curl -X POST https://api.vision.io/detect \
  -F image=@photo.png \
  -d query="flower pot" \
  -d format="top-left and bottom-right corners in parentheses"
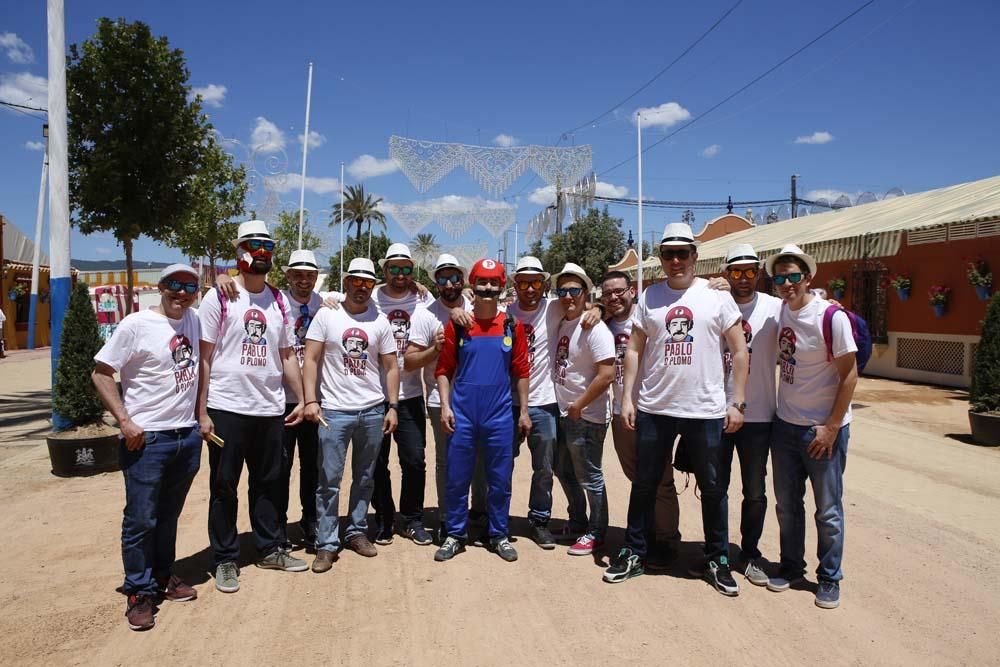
top-left (933, 304), bottom-right (946, 318)
top-left (832, 289), bottom-right (845, 300)
top-left (45, 432), bottom-right (120, 477)
top-left (896, 287), bottom-right (910, 301)
top-left (969, 410), bottom-right (1000, 446)
top-left (976, 285), bottom-right (992, 300)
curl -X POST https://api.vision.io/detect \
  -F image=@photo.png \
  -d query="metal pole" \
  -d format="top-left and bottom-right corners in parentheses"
top-left (297, 62), bottom-right (314, 249)
top-left (48, 0), bottom-right (72, 430)
top-left (636, 113), bottom-right (644, 294)
top-left (27, 134), bottom-right (48, 349)
top-left (513, 222), bottom-right (518, 261)
top-left (790, 173), bottom-right (799, 218)
top-left (339, 162), bottom-right (344, 287)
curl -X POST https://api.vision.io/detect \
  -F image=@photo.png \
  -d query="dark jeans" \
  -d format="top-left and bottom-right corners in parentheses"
top-left (771, 418), bottom-right (850, 582)
top-left (207, 409), bottom-right (285, 565)
top-left (372, 396), bottom-right (427, 528)
top-left (513, 403), bottom-right (557, 525)
top-left (279, 403), bottom-right (319, 541)
top-left (720, 421), bottom-right (771, 561)
top-left (625, 411), bottom-right (728, 562)
top-left (120, 427), bottom-right (202, 596)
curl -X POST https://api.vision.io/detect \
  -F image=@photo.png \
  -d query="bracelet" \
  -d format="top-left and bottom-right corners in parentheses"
top-left (304, 400), bottom-right (319, 407)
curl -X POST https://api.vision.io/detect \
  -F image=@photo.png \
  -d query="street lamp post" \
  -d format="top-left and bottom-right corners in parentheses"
top-left (27, 123), bottom-right (49, 350)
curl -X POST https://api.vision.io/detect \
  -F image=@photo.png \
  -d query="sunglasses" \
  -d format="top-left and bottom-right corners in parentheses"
top-left (515, 278), bottom-right (545, 291)
top-left (162, 279), bottom-right (198, 294)
top-left (387, 265), bottom-right (413, 276)
top-left (555, 286), bottom-right (584, 298)
top-left (727, 267), bottom-right (759, 280)
top-left (660, 248), bottom-right (691, 261)
top-left (435, 274), bottom-right (462, 286)
top-left (772, 272), bottom-right (806, 285)
top-left (244, 239), bottom-right (275, 252)
top-left (348, 276), bottom-right (377, 289)
top-left (601, 287), bottom-right (630, 299)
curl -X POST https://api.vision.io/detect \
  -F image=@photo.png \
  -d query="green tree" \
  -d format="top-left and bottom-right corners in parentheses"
top-left (53, 282), bottom-right (105, 428)
top-left (267, 210), bottom-right (323, 289)
top-left (412, 232), bottom-right (440, 281)
top-left (168, 135), bottom-right (247, 279)
top-left (971, 292), bottom-right (1000, 413)
top-left (535, 207), bottom-right (626, 282)
top-left (68, 18), bottom-right (209, 313)
top-left (326, 233), bottom-right (392, 292)
top-left (332, 185), bottom-right (387, 244)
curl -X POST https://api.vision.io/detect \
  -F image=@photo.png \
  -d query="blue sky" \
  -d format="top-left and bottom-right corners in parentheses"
top-left (2, 0), bottom-right (999, 266)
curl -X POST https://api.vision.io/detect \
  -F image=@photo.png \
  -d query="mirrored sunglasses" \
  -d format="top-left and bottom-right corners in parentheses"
top-left (555, 286), bottom-right (584, 298)
top-left (435, 274), bottom-right (462, 286)
top-left (388, 265), bottom-right (413, 276)
top-left (348, 276), bottom-right (377, 289)
top-left (245, 239), bottom-right (275, 252)
top-left (727, 267), bottom-right (758, 280)
top-left (772, 272), bottom-right (805, 285)
top-left (660, 248), bottom-right (691, 260)
top-left (162, 279), bottom-right (198, 294)
top-left (515, 278), bottom-right (544, 291)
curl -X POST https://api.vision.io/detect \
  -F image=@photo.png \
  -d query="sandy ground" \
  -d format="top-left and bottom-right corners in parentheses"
top-left (1, 355), bottom-right (999, 666)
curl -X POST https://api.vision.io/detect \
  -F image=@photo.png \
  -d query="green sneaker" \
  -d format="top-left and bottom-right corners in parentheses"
top-left (257, 549), bottom-right (308, 572)
top-left (215, 562), bottom-right (240, 593)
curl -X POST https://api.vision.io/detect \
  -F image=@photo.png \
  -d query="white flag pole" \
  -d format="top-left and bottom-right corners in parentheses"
top-left (297, 62), bottom-right (314, 249)
top-left (27, 137), bottom-right (48, 349)
top-left (339, 161), bottom-right (345, 286)
top-left (636, 113), bottom-right (644, 295)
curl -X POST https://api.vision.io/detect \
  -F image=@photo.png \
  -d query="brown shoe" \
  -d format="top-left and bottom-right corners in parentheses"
top-left (157, 575), bottom-right (197, 602)
top-left (312, 549), bottom-right (337, 573)
top-left (126, 594), bottom-right (155, 631)
top-left (346, 534), bottom-right (378, 557)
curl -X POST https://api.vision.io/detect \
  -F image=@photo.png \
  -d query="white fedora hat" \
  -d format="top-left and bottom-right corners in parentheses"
top-left (282, 249), bottom-right (320, 273)
top-left (659, 222), bottom-right (697, 247)
top-left (553, 262), bottom-right (593, 292)
top-left (378, 243), bottom-right (414, 269)
top-left (433, 253), bottom-right (466, 277)
top-left (513, 255), bottom-right (550, 281)
top-left (724, 243), bottom-right (760, 268)
top-left (764, 244), bottom-right (818, 278)
top-left (159, 263), bottom-right (199, 281)
top-left (345, 257), bottom-right (378, 280)
top-left (232, 219), bottom-right (272, 248)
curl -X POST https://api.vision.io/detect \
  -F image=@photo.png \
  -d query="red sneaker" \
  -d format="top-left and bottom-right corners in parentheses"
top-left (157, 575), bottom-right (197, 602)
top-left (125, 594), bottom-right (155, 631)
top-left (567, 533), bottom-right (604, 556)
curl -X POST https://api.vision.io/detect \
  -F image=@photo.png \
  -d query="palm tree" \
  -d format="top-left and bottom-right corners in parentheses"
top-left (412, 232), bottom-right (440, 280)
top-left (332, 184), bottom-right (387, 243)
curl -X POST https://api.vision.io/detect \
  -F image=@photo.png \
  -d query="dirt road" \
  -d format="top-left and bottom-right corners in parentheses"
top-left (1, 357), bottom-right (998, 666)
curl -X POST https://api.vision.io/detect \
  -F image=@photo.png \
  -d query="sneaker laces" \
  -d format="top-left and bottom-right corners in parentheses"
top-left (220, 562), bottom-right (238, 579)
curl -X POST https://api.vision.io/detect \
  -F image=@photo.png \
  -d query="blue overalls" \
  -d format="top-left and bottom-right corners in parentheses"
top-left (445, 327), bottom-right (515, 540)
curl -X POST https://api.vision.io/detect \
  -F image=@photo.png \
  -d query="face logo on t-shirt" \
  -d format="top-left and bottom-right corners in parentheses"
top-left (523, 323), bottom-right (537, 366)
top-left (169, 334), bottom-right (194, 370)
top-left (742, 320), bottom-right (753, 345)
top-left (342, 327), bottom-right (370, 376)
top-left (243, 309), bottom-right (268, 345)
top-left (724, 320), bottom-right (754, 373)
top-left (665, 306), bottom-right (694, 342)
top-left (554, 335), bottom-right (570, 385)
top-left (294, 314), bottom-right (311, 345)
top-left (779, 326), bottom-right (797, 384)
top-left (614, 332), bottom-right (629, 386)
top-left (387, 309), bottom-right (410, 351)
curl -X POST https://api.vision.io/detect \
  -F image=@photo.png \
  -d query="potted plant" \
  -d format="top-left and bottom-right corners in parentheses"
top-left (928, 285), bottom-right (950, 317)
top-left (46, 281), bottom-right (120, 476)
top-left (967, 259), bottom-right (992, 300)
top-left (889, 272), bottom-right (912, 300)
top-left (827, 276), bottom-right (847, 300)
top-left (970, 292), bottom-right (1000, 445)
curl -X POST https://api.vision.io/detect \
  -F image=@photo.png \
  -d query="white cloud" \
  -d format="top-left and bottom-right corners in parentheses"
top-left (634, 102), bottom-right (691, 129)
top-left (297, 130), bottom-right (327, 149)
top-left (347, 154), bottom-right (399, 180)
top-left (94, 247), bottom-right (114, 255)
top-left (493, 134), bottom-right (519, 147)
top-left (0, 72), bottom-right (47, 112)
top-left (189, 83), bottom-right (227, 108)
top-left (528, 181), bottom-right (628, 206)
top-left (380, 195), bottom-right (513, 217)
top-left (250, 116), bottom-right (285, 153)
top-left (794, 131), bottom-right (834, 145)
top-left (0, 33), bottom-right (34, 64)
top-left (700, 144), bottom-right (721, 158)
top-left (264, 173), bottom-right (341, 195)
top-left (25, 140), bottom-right (44, 151)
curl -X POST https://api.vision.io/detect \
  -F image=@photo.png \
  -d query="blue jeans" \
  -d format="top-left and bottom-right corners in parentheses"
top-left (626, 411), bottom-right (727, 561)
top-left (720, 421), bottom-right (771, 561)
top-left (513, 403), bottom-right (557, 525)
top-left (119, 427), bottom-right (202, 595)
top-left (771, 418), bottom-right (849, 582)
top-left (556, 417), bottom-right (609, 539)
top-left (316, 405), bottom-right (385, 551)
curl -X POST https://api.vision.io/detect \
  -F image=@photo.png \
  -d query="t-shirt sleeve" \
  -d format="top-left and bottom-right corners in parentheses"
top-left (629, 293), bottom-right (648, 335)
top-left (408, 309), bottom-right (434, 348)
top-left (830, 310), bottom-right (858, 358)
top-left (511, 320), bottom-right (530, 379)
top-left (719, 293), bottom-right (742, 330)
top-left (376, 318), bottom-right (397, 356)
top-left (94, 316), bottom-right (137, 371)
top-left (590, 323), bottom-right (616, 363)
top-left (199, 290), bottom-right (222, 344)
top-left (305, 308), bottom-right (328, 343)
top-left (434, 321), bottom-right (459, 379)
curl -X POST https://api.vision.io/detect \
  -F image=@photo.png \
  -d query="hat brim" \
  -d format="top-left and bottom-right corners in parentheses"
top-left (765, 252), bottom-right (818, 278)
top-left (378, 257), bottom-right (414, 269)
top-left (434, 263), bottom-right (466, 276)
top-left (161, 269), bottom-right (199, 281)
top-left (724, 258), bottom-right (760, 268)
top-left (513, 269), bottom-right (551, 281)
top-left (659, 240), bottom-right (698, 248)
top-left (282, 265), bottom-right (320, 273)
top-left (232, 235), bottom-right (273, 248)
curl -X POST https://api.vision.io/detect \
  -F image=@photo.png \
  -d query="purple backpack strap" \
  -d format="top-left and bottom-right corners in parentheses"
top-left (216, 287), bottom-right (228, 341)
top-left (822, 304), bottom-right (856, 362)
top-left (269, 285), bottom-right (288, 326)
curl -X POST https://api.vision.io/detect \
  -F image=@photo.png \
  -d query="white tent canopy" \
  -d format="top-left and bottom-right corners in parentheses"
top-left (2, 219), bottom-right (48, 266)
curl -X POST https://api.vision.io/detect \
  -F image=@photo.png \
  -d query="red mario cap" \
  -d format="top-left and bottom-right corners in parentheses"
top-left (244, 308), bottom-right (267, 325)
top-left (666, 305), bottom-right (694, 323)
top-left (469, 258), bottom-right (506, 288)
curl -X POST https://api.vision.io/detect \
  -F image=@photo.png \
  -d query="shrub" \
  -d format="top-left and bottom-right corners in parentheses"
top-left (52, 281), bottom-right (106, 428)
top-left (972, 292), bottom-right (1000, 413)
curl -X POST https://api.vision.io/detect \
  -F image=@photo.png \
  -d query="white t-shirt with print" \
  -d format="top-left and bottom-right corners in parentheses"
top-left (373, 287), bottom-right (433, 401)
top-left (306, 304), bottom-right (396, 412)
top-left (507, 298), bottom-right (561, 407)
top-left (631, 278), bottom-right (741, 419)
top-left (776, 298), bottom-right (857, 427)
top-left (552, 317), bottom-right (615, 424)
top-left (723, 292), bottom-right (782, 423)
top-left (94, 308), bottom-right (200, 431)
top-left (200, 285), bottom-right (295, 417)
top-left (282, 289), bottom-right (324, 403)
top-left (408, 296), bottom-right (472, 408)
top-left (606, 315), bottom-right (635, 416)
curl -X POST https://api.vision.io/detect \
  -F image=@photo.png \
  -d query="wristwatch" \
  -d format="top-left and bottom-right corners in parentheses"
top-left (388, 402), bottom-right (400, 411)
top-left (731, 402), bottom-right (747, 414)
